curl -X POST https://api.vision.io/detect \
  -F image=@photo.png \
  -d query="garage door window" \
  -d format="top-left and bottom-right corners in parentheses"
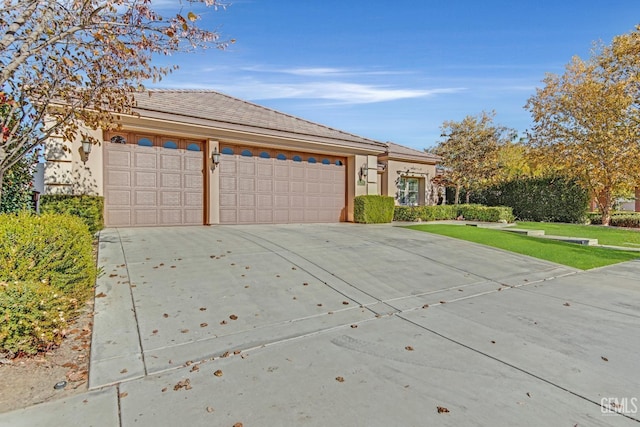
top-left (138, 138), bottom-right (153, 147)
top-left (187, 143), bottom-right (200, 151)
top-left (241, 149), bottom-right (252, 157)
top-left (276, 153), bottom-right (287, 160)
top-left (163, 141), bottom-right (178, 149)
top-left (221, 147), bottom-right (234, 155)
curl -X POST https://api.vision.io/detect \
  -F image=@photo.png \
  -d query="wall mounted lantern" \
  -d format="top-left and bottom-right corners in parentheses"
top-left (211, 147), bottom-right (221, 170)
top-left (359, 163), bottom-right (368, 180)
top-left (81, 140), bottom-right (92, 155)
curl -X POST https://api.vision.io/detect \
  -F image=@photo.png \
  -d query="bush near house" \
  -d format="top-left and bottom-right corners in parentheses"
top-left (354, 195), bottom-right (395, 223)
top-left (394, 204), bottom-right (513, 223)
top-left (0, 212), bottom-right (96, 355)
top-left (588, 212), bottom-right (640, 228)
top-left (40, 195), bottom-right (104, 234)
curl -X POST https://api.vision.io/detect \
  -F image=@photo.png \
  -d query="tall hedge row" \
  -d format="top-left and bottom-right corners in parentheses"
top-left (471, 176), bottom-right (589, 223)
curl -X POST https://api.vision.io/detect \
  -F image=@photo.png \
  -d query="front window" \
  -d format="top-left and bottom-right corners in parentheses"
top-left (398, 177), bottom-right (420, 206)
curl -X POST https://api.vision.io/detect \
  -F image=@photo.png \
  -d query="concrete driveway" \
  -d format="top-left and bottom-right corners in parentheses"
top-left (2, 223), bottom-right (639, 426)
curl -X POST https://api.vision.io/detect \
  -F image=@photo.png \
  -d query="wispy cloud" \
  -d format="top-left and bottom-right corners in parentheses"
top-left (163, 78), bottom-right (464, 104)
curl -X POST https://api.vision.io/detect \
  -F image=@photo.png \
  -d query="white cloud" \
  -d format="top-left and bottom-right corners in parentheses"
top-left (163, 79), bottom-right (464, 104)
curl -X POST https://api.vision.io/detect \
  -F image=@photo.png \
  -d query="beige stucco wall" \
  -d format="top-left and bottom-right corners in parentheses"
top-left (381, 159), bottom-right (436, 205)
top-left (345, 154), bottom-right (379, 221)
top-left (44, 125), bottom-right (104, 196)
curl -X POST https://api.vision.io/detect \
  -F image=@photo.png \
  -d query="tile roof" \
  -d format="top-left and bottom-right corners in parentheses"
top-left (384, 141), bottom-right (440, 163)
top-left (132, 89), bottom-right (386, 150)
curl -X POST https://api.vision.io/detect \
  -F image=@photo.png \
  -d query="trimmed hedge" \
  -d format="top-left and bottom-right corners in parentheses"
top-left (394, 204), bottom-right (513, 223)
top-left (354, 195), bottom-right (395, 223)
top-left (40, 195), bottom-right (104, 234)
top-left (471, 176), bottom-right (589, 223)
top-left (588, 212), bottom-right (640, 228)
top-left (0, 212), bottom-right (96, 355)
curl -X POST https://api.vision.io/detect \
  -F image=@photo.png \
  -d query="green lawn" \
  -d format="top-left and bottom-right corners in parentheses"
top-left (404, 224), bottom-right (640, 270)
top-left (515, 222), bottom-right (640, 248)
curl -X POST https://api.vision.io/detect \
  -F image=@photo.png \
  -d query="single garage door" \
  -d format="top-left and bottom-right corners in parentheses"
top-left (104, 136), bottom-right (204, 227)
top-left (219, 145), bottom-right (346, 224)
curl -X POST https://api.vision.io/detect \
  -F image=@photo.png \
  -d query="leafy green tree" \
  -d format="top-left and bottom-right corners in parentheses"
top-left (434, 111), bottom-right (515, 204)
top-left (525, 26), bottom-right (640, 225)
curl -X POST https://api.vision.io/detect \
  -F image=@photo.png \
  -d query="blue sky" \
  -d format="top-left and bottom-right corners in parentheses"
top-left (151, 1), bottom-right (640, 150)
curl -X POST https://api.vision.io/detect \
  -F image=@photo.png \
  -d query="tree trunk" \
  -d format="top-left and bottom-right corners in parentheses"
top-left (454, 185), bottom-right (461, 205)
top-left (465, 190), bottom-right (471, 204)
top-left (596, 189), bottom-right (613, 226)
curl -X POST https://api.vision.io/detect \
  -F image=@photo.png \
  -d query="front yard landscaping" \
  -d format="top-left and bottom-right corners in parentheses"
top-left (405, 223), bottom-right (640, 270)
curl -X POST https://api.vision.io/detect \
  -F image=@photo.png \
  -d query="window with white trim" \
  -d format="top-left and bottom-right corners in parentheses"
top-left (397, 177), bottom-right (420, 206)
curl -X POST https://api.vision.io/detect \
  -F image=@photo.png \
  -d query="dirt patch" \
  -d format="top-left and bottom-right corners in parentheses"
top-left (0, 301), bottom-right (93, 413)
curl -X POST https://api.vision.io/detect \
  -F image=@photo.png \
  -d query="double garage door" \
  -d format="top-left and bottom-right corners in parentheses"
top-left (104, 139), bottom-right (204, 227)
top-left (104, 139), bottom-right (347, 226)
top-left (219, 145), bottom-right (346, 224)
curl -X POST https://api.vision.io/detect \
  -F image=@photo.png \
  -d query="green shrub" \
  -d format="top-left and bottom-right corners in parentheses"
top-left (0, 280), bottom-right (77, 355)
top-left (0, 212), bottom-right (96, 301)
top-left (611, 214), bottom-right (640, 228)
top-left (394, 206), bottom-right (422, 222)
top-left (354, 195), bottom-right (395, 223)
top-left (587, 212), bottom-right (640, 228)
top-left (393, 204), bottom-right (511, 223)
top-left (472, 176), bottom-right (589, 223)
top-left (458, 204), bottom-right (514, 223)
top-left (40, 195), bottom-right (104, 234)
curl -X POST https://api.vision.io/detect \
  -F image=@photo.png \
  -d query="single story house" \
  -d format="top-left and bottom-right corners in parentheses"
top-left (43, 90), bottom-right (440, 226)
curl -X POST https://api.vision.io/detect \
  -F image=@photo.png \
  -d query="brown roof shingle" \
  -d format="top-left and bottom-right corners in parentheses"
top-left (132, 89), bottom-right (386, 150)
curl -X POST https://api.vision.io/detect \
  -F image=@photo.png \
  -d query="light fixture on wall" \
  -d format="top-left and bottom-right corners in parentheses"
top-left (81, 140), bottom-right (92, 155)
top-left (211, 147), bottom-right (221, 170)
top-left (359, 163), bottom-right (368, 180)
top-left (80, 140), bottom-right (92, 163)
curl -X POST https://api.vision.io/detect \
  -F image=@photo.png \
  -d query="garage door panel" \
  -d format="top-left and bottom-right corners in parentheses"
top-left (184, 192), bottom-right (203, 207)
top-left (274, 164), bottom-right (289, 178)
top-left (238, 194), bottom-right (255, 208)
top-left (159, 209), bottom-right (181, 224)
top-left (107, 150), bottom-right (132, 168)
top-left (160, 191), bottom-right (181, 207)
top-left (257, 179), bottom-right (272, 192)
top-left (135, 151), bottom-right (157, 169)
top-left (135, 209), bottom-right (158, 225)
top-left (220, 193), bottom-right (237, 207)
top-left (274, 180), bottom-right (289, 193)
top-left (106, 189), bottom-right (131, 206)
top-left (257, 194), bottom-right (273, 208)
top-left (220, 210), bottom-right (237, 223)
top-left (160, 154), bottom-right (181, 171)
top-left (135, 171), bottom-right (157, 187)
top-left (135, 190), bottom-right (157, 207)
top-left (106, 170), bottom-right (131, 187)
top-left (220, 176), bottom-right (237, 191)
top-left (257, 210), bottom-right (273, 223)
top-left (184, 209), bottom-right (203, 225)
top-left (239, 177), bottom-right (255, 192)
top-left (238, 160), bottom-right (255, 175)
top-left (105, 143), bottom-right (203, 227)
top-left (238, 210), bottom-right (256, 223)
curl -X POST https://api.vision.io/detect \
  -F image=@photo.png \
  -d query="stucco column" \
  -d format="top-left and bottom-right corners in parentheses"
top-left (207, 140), bottom-right (220, 225)
top-left (366, 155), bottom-right (378, 195)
